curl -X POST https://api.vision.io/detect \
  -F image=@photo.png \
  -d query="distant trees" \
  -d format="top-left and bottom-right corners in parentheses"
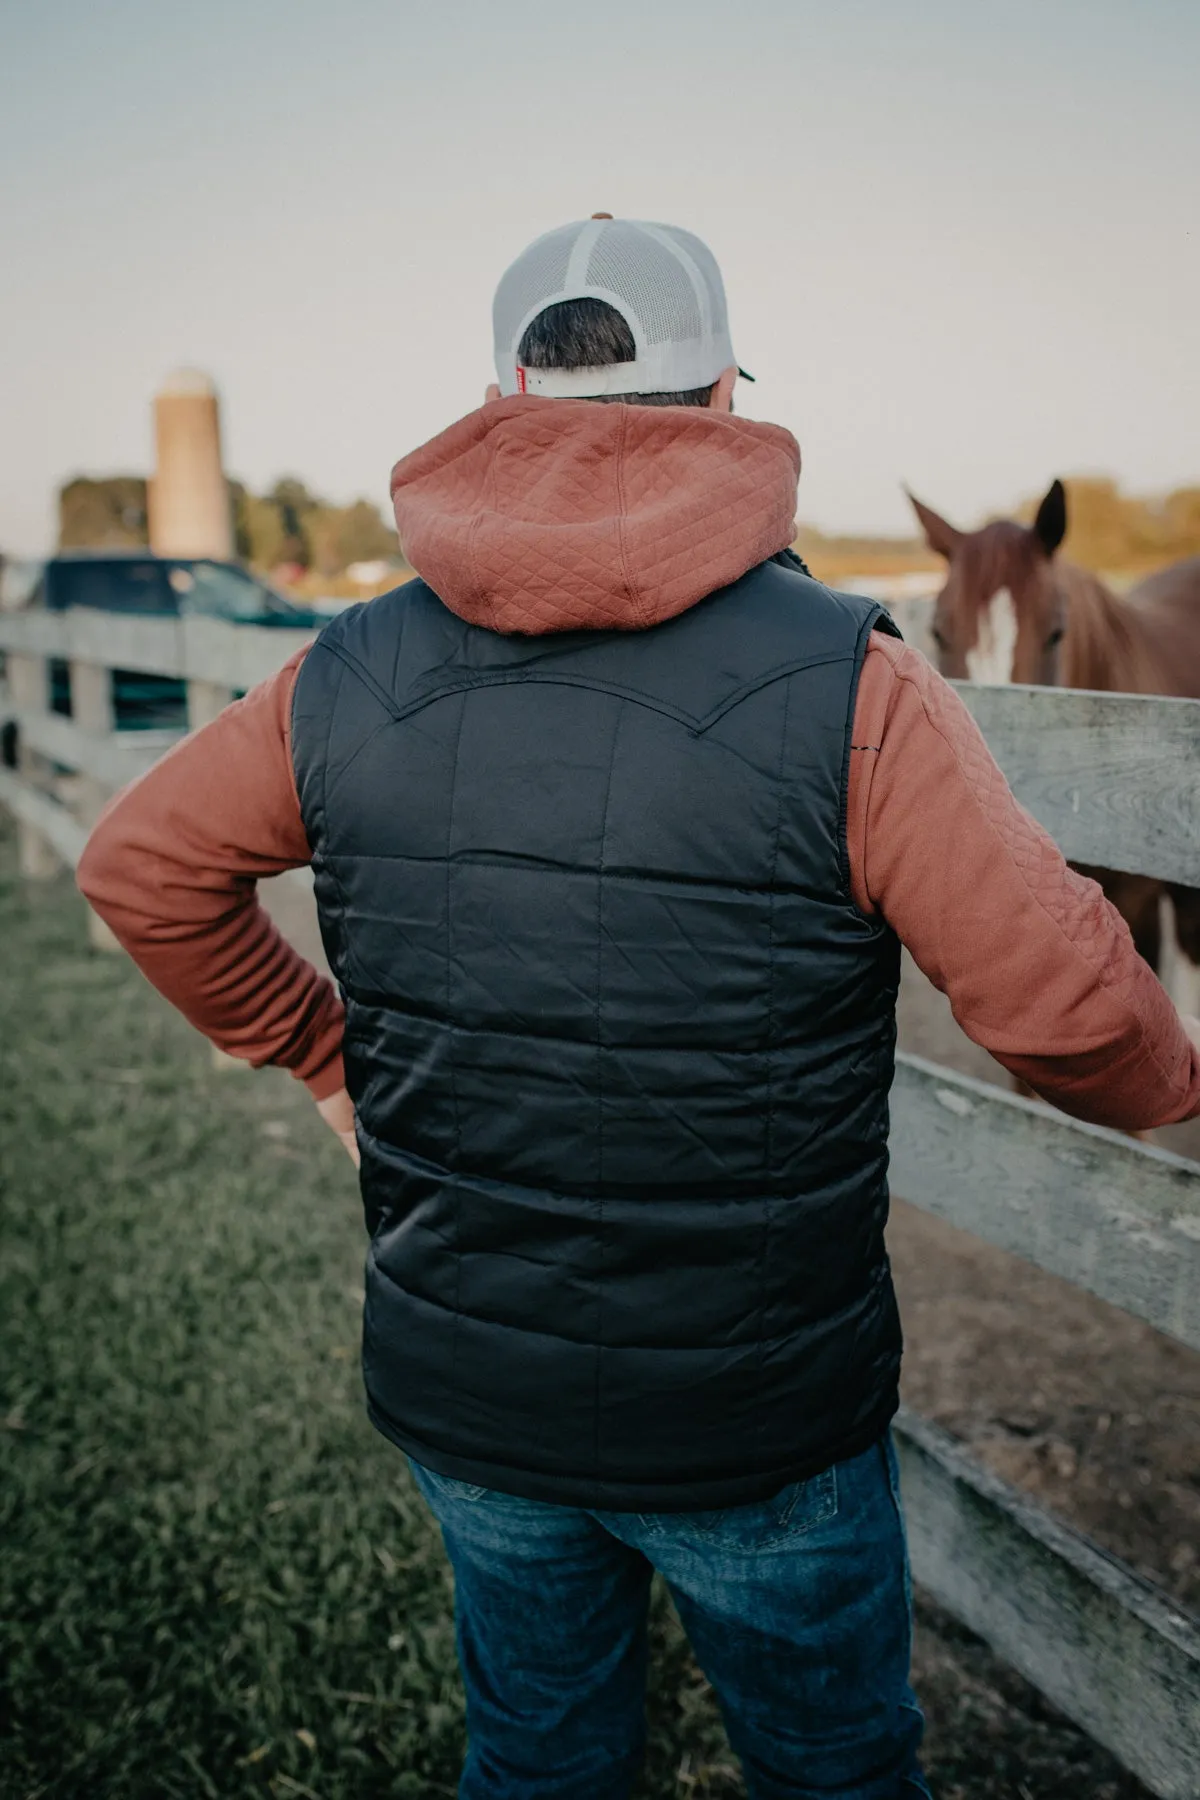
top-left (328, 499), bottom-right (402, 570)
top-left (59, 478), bottom-right (149, 549)
top-left (60, 475), bottom-right (399, 579)
top-left (231, 478), bottom-right (317, 571)
top-left (231, 478), bottom-right (399, 578)
top-left (292, 491), bottom-right (399, 576)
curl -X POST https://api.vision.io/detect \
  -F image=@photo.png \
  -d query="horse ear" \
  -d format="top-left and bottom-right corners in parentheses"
top-left (905, 489), bottom-right (962, 561)
top-left (1033, 479), bottom-right (1067, 557)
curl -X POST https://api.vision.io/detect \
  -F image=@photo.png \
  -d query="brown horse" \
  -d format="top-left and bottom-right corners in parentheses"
top-left (907, 478), bottom-right (1200, 1007)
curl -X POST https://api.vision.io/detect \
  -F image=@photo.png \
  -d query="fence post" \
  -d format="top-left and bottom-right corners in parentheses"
top-left (69, 659), bottom-right (121, 951)
top-left (7, 652), bottom-right (59, 880)
top-left (187, 679), bottom-right (234, 732)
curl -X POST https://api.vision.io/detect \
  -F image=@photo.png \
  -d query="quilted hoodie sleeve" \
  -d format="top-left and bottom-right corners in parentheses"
top-left (76, 649), bottom-right (345, 1098)
top-left (846, 634), bottom-right (1200, 1130)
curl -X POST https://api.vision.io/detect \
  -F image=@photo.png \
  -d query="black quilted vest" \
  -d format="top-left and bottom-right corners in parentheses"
top-left (291, 553), bottom-right (903, 1510)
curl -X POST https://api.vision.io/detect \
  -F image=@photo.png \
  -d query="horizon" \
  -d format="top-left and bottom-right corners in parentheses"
top-left (3, 0), bottom-right (1198, 555)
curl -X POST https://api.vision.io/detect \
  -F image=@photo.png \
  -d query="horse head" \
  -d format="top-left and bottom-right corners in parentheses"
top-left (906, 480), bottom-right (1069, 685)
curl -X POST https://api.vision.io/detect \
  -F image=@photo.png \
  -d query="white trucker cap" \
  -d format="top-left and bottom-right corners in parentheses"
top-left (492, 215), bottom-right (749, 399)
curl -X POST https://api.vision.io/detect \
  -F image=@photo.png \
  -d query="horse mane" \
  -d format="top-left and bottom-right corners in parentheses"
top-left (1058, 562), bottom-right (1160, 695)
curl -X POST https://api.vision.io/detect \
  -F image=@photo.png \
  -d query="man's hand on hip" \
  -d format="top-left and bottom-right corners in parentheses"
top-left (316, 1087), bottom-right (360, 1167)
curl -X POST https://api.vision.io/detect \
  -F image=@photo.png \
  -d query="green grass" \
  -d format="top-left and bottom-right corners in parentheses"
top-left (0, 826), bottom-right (736, 1799)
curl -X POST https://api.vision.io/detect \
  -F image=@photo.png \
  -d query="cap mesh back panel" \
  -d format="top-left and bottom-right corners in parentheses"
top-left (672, 230), bottom-right (727, 317)
top-left (585, 229), bottom-right (703, 345)
top-left (493, 230), bottom-right (575, 348)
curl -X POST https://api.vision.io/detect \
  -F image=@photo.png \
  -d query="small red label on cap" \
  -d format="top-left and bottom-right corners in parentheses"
top-left (515, 366), bottom-right (527, 394)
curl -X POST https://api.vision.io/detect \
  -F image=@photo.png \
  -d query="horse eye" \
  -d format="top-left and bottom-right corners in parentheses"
top-left (1045, 626), bottom-right (1065, 648)
top-left (931, 625), bottom-right (949, 650)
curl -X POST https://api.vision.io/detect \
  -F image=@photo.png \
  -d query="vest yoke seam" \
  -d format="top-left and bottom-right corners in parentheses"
top-left (305, 638), bottom-right (412, 814)
top-left (319, 654), bottom-right (856, 740)
top-left (311, 632), bottom-right (404, 720)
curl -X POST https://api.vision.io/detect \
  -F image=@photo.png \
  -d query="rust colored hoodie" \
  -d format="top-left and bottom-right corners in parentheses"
top-left (78, 398), bottom-right (1200, 1131)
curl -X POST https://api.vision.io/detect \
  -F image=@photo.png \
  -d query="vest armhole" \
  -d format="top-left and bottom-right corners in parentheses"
top-left (837, 602), bottom-right (894, 912)
top-left (309, 634), bottom-right (405, 722)
top-left (291, 633), bottom-right (346, 852)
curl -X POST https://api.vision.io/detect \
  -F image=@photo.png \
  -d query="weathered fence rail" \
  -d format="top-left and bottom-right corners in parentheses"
top-left (0, 604), bottom-right (308, 691)
top-left (2, 602), bottom-right (1199, 1796)
top-left (894, 1411), bottom-right (1200, 1799)
top-left (956, 684), bottom-right (1200, 887)
top-left (891, 1054), bottom-right (1200, 1352)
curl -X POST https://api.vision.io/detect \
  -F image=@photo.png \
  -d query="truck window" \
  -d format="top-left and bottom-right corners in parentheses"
top-left (49, 561), bottom-right (174, 613)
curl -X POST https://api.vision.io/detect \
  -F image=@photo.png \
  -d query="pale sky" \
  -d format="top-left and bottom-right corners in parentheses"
top-left (2, 0), bottom-right (1197, 553)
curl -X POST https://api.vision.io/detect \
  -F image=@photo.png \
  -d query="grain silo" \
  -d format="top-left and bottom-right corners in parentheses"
top-left (147, 369), bottom-right (233, 558)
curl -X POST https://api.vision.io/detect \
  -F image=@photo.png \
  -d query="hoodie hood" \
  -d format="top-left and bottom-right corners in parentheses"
top-left (389, 395), bottom-right (800, 635)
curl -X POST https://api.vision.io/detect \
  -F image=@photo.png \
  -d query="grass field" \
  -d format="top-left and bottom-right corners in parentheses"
top-left (0, 818), bottom-right (1150, 1799)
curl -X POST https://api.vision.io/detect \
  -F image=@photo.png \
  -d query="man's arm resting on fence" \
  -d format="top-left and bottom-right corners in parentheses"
top-left (76, 648), bottom-right (345, 1101)
top-left (848, 633), bottom-right (1200, 1131)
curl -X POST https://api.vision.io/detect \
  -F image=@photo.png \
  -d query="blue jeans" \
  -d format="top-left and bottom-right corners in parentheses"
top-left (409, 1434), bottom-right (930, 1799)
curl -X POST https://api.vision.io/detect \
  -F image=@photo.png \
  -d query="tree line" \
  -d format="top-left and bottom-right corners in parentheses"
top-left (58, 472), bottom-right (1200, 584)
top-left (57, 476), bottom-right (400, 577)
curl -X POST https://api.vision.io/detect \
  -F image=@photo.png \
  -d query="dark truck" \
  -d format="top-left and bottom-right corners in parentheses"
top-left (29, 551), bottom-right (317, 729)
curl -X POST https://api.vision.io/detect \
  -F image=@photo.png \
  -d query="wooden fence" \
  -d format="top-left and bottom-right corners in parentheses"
top-left (2, 600), bottom-right (1199, 1798)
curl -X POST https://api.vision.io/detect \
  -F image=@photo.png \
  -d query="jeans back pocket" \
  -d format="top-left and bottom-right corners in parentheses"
top-left (409, 1459), bottom-right (490, 1506)
top-left (640, 1465), bottom-right (838, 1551)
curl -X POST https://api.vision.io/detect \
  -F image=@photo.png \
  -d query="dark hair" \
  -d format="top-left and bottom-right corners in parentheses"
top-left (517, 298), bottom-right (714, 408)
